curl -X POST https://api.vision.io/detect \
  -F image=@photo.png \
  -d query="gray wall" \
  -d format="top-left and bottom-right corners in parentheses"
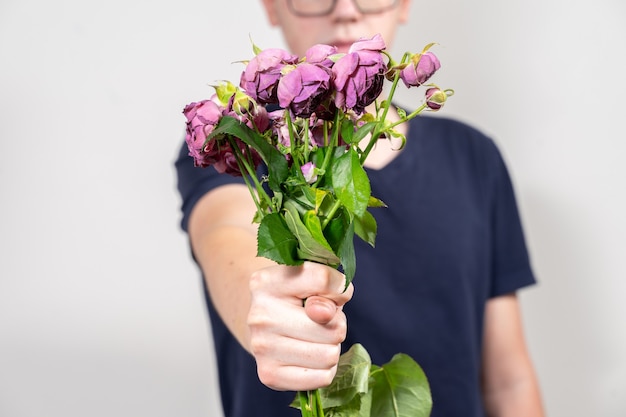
top-left (1, 0), bottom-right (624, 416)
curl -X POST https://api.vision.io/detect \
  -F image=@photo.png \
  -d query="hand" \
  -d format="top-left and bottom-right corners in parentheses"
top-left (247, 261), bottom-right (354, 391)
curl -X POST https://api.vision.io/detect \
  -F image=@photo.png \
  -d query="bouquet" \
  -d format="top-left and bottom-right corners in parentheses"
top-left (183, 34), bottom-right (453, 417)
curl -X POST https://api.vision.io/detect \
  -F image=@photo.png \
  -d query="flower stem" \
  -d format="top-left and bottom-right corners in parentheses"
top-left (315, 114), bottom-right (341, 187)
top-left (321, 199), bottom-right (342, 230)
top-left (312, 389), bottom-right (325, 416)
top-left (297, 391), bottom-right (313, 417)
top-left (228, 138), bottom-right (275, 214)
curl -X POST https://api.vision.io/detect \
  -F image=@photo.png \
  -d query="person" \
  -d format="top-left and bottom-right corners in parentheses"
top-left (175, 0), bottom-right (545, 416)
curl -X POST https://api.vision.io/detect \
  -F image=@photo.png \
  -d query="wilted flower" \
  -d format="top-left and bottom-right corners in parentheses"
top-left (240, 48), bottom-right (299, 105)
top-left (425, 87), bottom-right (448, 110)
top-left (400, 52), bottom-right (441, 88)
top-left (183, 99), bottom-right (224, 167)
top-left (332, 34), bottom-right (387, 114)
top-left (213, 138), bottom-right (263, 177)
top-left (277, 62), bottom-right (332, 118)
top-left (301, 162), bottom-right (318, 184)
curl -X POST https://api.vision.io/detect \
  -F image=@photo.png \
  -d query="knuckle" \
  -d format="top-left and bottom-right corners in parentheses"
top-left (256, 364), bottom-right (280, 389)
top-left (319, 368), bottom-right (338, 388)
top-left (331, 314), bottom-right (348, 343)
top-left (249, 268), bottom-right (270, 292)
top-left (322, 344), bottom-right (342, 368)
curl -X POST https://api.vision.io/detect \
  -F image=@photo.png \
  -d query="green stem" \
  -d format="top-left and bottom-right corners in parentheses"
top-left (228, 138), bottom-right (275, 214)
top-left (312, 389), bottom-right (325, 416)
top-left (321, 199), bottom-right (342, 230)
top-left (360, 52), bottom-right (412, 164)
top-left (318, 112), bottom-right (341, 176)
top-left (297, 391), bottom-right (313, 417)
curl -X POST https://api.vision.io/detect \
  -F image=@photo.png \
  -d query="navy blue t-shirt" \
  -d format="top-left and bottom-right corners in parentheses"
top-left (175, 115), bottom-right (536, 417)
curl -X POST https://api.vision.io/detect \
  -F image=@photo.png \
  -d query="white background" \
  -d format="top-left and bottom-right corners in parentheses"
top-left (1, 0), bottom-right (624, 416)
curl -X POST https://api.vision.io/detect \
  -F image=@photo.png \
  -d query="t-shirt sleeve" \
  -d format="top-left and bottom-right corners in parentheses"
top-left (487, 140), bottom-right (536, 297)
top-left (174, 140), bottom-right (245, 232)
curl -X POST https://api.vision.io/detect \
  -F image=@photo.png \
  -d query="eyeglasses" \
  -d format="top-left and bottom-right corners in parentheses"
top-left (287, 0), bottom-right (399, 17)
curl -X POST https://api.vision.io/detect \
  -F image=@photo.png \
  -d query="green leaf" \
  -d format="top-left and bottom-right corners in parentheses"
top-left (256, 213), bottom-right (301, 265)
top-left (331, 149), bottom-right (371, 217)
top-left (208, 116), bottom-right (288, 191)
top-left (368, 196), bottom-right (387, 208)
top-left (338, 221), bottom-right (356, 285)
top-left (369, 354), bottom-right (432, 417)
top-left (352, 122), bottom-right (378, 144)
top-left (323, 209), bottom-right (356, 286)
top-left (340, 118), bottom-right (355, 144)
top-left (320, 344), bottom-right (372, 408)
top-left (354, 209), bottom-right (377, 248)
top-left (283, 200), bottom-right (341, 266)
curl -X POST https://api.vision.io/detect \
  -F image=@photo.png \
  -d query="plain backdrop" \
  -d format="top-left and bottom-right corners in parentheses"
top-left (1, 0), bottom-right (624, 416)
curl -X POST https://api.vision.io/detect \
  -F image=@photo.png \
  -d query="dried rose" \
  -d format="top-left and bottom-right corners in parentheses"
top-left (213, 138), bottom-right (263, 177)
top-left (240, 48), bottom-right (299, 105)
top-left (183, 99), bottom-right (224, 167)
top-left (332, 34), bottom-right (387, 114)
top-left (400, 52), bottom-right (440, 88)
top-left (277, 62), bottom-right (332, 118)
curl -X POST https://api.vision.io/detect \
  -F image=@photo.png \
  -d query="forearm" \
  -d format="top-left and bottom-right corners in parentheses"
top-left (481, 294), bottom-right (544, 417)
top-left (483, 371), bottom-right (544, 417)
top-left (188, 184), bottom-right (272, 352)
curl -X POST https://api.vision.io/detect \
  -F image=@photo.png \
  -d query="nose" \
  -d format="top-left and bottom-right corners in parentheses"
top-left (330, 0), bottom-right (361, 21)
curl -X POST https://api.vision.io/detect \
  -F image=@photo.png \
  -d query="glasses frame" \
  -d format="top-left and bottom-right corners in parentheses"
top-left (287, 0), bottom-right (399, 17)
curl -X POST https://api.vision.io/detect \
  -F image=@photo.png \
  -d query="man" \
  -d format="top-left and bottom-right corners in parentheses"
top-left (175, 0), bottom-right (544, 415)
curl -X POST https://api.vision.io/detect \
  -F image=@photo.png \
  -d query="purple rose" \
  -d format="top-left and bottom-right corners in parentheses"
top-left (277, 62), bottom-right (332, 118)
top-left (213, 138), bottom-right (262, 177)
top-left (400, 52), bottom-right (441, 88)
top-left (240, 48), bottom-right (299, 105)
top-left (183, 99), bottom-right (223, 167)
top-left (332, 35), bottom-right (387, 113)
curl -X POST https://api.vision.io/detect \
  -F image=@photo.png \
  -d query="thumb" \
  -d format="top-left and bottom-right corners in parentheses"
top-left (303, 296), bottom-right (338, 325)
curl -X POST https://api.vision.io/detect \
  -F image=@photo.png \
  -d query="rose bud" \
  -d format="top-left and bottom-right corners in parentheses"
top-left (425, 87), bottom-right (448, 111)
top-left (301, 161), bottom-right (318, 184)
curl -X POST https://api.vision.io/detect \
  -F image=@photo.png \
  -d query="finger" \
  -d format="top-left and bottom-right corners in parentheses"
top-left (257, 363), bottom-right (339, 391)
top-left (289, 262), bottom-right (354, 306)
top-left (304, 295), bottom-right (339, 324)
top-left (249, 297), bottom-right (347, 344)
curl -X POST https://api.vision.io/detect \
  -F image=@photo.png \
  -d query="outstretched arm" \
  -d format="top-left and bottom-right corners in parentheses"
top-left (187, 183), bottom-right (353, 391)
top-left (481, 293), bottom-right (544, 417)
